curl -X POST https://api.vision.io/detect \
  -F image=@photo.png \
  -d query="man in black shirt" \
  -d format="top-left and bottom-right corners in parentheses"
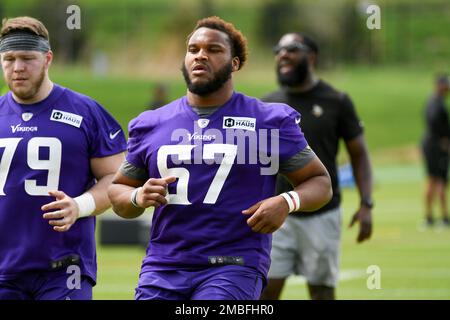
top-left (422, 74), bottom-right (450, 227)
top-left (260, 33), bottom-right (373, 300)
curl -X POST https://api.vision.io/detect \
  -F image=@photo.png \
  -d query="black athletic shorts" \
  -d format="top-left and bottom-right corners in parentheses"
top-left (423, 142), bottom-right (449, 181)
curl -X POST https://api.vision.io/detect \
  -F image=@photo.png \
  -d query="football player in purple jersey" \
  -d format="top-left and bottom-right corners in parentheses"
top-left (108, 16), bottom-right (332, 300)
top-left (0, 17), bottom-right (126, 300)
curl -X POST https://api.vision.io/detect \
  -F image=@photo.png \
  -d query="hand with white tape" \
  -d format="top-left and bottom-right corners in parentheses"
top-left (41, 190), bottom-right (95, 232)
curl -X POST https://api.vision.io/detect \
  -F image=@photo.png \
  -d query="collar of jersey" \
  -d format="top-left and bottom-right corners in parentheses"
top-left (7, 84), bottom-right (65, 118)
top-left (181, 91), bottom-right (238, 123)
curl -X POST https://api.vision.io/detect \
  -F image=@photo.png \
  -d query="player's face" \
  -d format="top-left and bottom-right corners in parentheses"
top-left (1, 50), bottom-right (52, 100)
top-left (182, 27), bottom-right (235, 96)
top-left (275, 34), bottom-right (310, 86)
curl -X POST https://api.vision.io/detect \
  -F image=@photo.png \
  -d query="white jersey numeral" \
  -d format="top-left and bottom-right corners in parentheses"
top-left (25, 137), bottom-right (62, 195)
top-left (157, 145), bottom-right (195, 205)
top-left (157, 144), bottom-right (238, 205)
top-left (0, 137), bottom-right (62, 196)
top-left (0, 138), bottom-right (22, 195)
top-left (203, 144), bottom-right (237, 204)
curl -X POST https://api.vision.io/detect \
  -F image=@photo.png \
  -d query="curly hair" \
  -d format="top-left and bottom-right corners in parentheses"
top-left (188, 16), bottom-right (248, 70)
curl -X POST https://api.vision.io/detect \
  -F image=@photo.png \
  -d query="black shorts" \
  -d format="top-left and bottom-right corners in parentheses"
top-left (423, 142), bottom-right (449, 181)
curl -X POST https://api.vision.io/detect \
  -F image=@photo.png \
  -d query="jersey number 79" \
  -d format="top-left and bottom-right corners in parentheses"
top-left (0, 137), bottom-right (62, 196)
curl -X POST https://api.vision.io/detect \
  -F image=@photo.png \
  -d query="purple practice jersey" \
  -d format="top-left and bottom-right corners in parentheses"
top-left (0, 84), bottom-right (126, 283)
top-left (126, 92), bottom-right (308, 278)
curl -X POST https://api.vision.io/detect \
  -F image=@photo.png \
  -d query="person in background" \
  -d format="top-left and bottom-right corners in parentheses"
top-left (146, 83), bottom-right (168, 110)
top-left (422, 74), bottom-right (450, 227)
top-left (260, 32), bottom-right (373, 300)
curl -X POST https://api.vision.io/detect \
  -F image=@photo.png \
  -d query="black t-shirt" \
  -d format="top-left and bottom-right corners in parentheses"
top-left (423, 94), bottom-right (450, 147)
top-left (263, 80), bottom-right (363, 216)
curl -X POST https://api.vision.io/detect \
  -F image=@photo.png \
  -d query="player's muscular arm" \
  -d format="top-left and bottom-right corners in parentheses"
top-left (107, 172), bottom-right (146, 219)
top-left (243, 156), bottom-right (332, 233)
top-left (283, 156), bottom-right (333, 212)
top-left (108, 171), bottom-right (176, 219)
top-left (87, 152), bottom-right (127, 215)
top-left (41, 152), bottom-right (125, 232)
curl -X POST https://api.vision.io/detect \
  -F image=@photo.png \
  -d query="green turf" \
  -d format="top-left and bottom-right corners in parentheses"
top-left (94, 245), bottom-right (143, 300)
top-left (93, 163), bottom-right (450, 300)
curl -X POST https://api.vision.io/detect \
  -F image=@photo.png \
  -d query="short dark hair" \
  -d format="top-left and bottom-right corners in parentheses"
top-left (1, 16), bottom-right (49, 40)
top-left (294, 32), bottom-right (319, 56)
top-left (188, 16), bottom-right (248, 70)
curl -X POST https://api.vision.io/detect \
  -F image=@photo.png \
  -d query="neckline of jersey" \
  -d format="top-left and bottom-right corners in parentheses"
top-left (7, 84), bottom-right (66, 117)
top-left (181, 91), bottom-right (238, 122)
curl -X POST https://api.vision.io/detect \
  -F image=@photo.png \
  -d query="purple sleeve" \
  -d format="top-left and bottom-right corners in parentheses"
top-left (87, 101), bottom-right (127, 158)
top-left (277, 105), bottom-right (308, 162)
top-left (125, 114), bottom-right (151, 169)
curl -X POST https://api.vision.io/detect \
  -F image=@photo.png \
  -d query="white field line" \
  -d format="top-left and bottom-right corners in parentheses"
top-left (286, 269), bottom-right (366, 286)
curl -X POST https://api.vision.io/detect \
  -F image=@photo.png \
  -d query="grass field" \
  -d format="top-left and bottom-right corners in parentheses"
top-left (94, 163), bottom-right (450, 300)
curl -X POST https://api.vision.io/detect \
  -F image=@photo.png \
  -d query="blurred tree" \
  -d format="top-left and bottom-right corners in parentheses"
top-left (0, 3), bottom-right (3, 23)
top-left (166, 1), bottom-right (197, 42)
top-left (341, 1), bottom-right (375, 63)
top-left (257, 0), bottom-right (297, 47)
top-left (31, 0), bottom-right (87, 63)
top-left (199, 0), bottom-right (215, 18)
top-left (3, 0), bottom-right (449, 68)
